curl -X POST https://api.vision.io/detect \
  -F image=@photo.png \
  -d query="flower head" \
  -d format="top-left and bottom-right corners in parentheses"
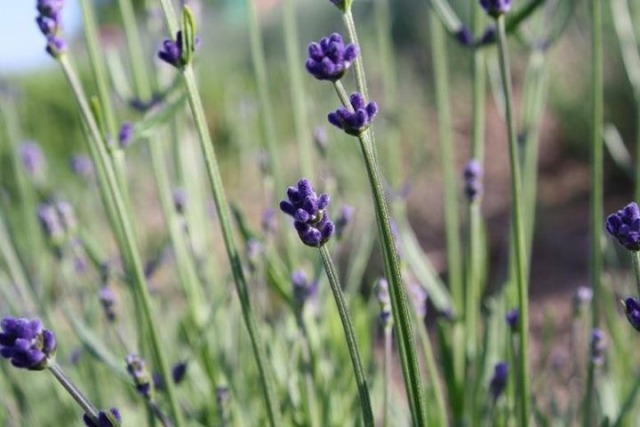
top-left (0, 317), bottom-right (56, 370)
top-left (158, 30), bottom-right (198, 69)
top-left (505, 309), bottom-right (518, 331)
top-left (70, 154), bottom-right (94, 180)
top-left (83, 408), bottom-right (121, 427)
top-left (19, 141), bottom-right (46, 178)
top-left (291, 270), bottom-right (318, 307)
top-left (489, 362), bottom-right (508, 401)
top-left (35, 0), bottom-right (66, 58)
top-left (624, 297), bottom-right (640, 331)
top-left (328, 92), bottom-right (378, 136)
top-left (375, 278), bottom-right (392, 327)
top-left (455, 26), bottom-right (474, 47)
top-left (280, 179), bottom-right (335, 247)
top-left (118, 122), bottom-right (134, 148)
top-left (99, 287), bottom-right (117, 322)
top-left (573, 286), bottom-right (593, 314)
top-left (590, 328), bottom-right (607, 366)
top-left (328, 0), bottom-right (352, 12)
top-left (125, 354), bottom-right (153, 399)
top-left (463, 159), bottom-right (483, 202)
top-left (480, 0), bottom-right (512, 18)
top-left (306, 33), bottom-right (359, 82)
top-left (606, 202), bottom-right (640, 251)
top-left (408, 282), bottom-right (428, 319)
top-left (334, 205), bottom-right (354, 239)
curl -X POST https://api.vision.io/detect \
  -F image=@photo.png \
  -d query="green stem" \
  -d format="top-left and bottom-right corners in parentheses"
top-left (415, 318), bottom-right (449, 426)
top-left (357, 130), bottom-right (427, 426)
top-left (49, 362), bottom-right (100, 421)
top-left (584, 0), bottom-right (603, 424)
top-left (57, 56), bottom-right (184, 427)
top-left (495, 16), bottom-right (530, 427)
top-left (428, 3), bottom-right (463, 364)
top-left (342, 11), bottom-right (368, 100)
top-left (283, 0), bottom-right (314, 180)
top-left (180, 65), bottom-right (282, 426)
top-left (633, 252), bottom-right (640, 297)
top-left (319, 246), bottom-right (374, 427)
top-left (382, 326), bottom-right (391, 427)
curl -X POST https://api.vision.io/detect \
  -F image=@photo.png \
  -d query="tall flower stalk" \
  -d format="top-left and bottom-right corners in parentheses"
top-left (154, 4), bottom-right (282, 425)
top-left (484, 1), bottom-right (531, 424)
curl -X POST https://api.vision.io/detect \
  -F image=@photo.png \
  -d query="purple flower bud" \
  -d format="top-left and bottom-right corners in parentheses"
top-left (463, 159), bottom-right (483, 202)
top-left (408, 282), bottom-right (428, 319)
top-left (624, 297), bottom-right (640, 331)
top-left (45, 36), bottom-right (67, 58)
top-left (99, 287), bottom-right (117, 322)
top-left (83, 408), bottom-right (121, 427)
top-left (334, 205), bottom-right (354, 239)
top-left (37, 0), bottom-right (64, 16)
top-left (455, 26), bottom-right (474, 47)
top-left (328, 92), bottom-right (378, 136)
top-left (158, 30), bottom-right (198, 69)
top-left (37, 203), bottom-right (65, 243)
top-left (0, 317), bottom-right (56, 370)
top-left (126, 354), bottom-right (152, 399)
top-left (292, 270), bottom-right (318, 307)
top-left (606, 202), bottom-right (640, 251)
top-left (280, 179), bottom-right (335, 247)
top-left (590, 328), bottom-right (607, 366)
top-left (172, 188), bottom-right (187, 214)
top-left (306, 33), bottom-right (359, 81)
top-left (19, 142), bottom-right (46, 178)
top-left (478, 27), bottom-right (496, 45)
top-left (70, 154), bottom-right (94, 180)
top-left (118, 122), bottom-right (133, 148)
top-left (505, 308), bottom-right (518, 331)
top-left (489, 362), bottom-right (508, 401)
top-left (480, 0), bottom-right (512, 18)
top-left (261, 208), bottom-right (278, 236)
top-left (375, 278), bottom-right (392, 326)
top-left (572, 286), bottom-right (593, 314)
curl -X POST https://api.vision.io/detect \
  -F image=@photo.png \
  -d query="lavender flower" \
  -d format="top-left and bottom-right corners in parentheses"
top-left (328, 93), bottom-right (378, 136)
top-left (305, 33), bottom-right (359, 82)
top-left (455, 26), bottom-right (474, 47)
top-left (99, 287), bottom-right (117, 322)
top-left (280, 179), bottom-right (335, 247)
top-left (172, 188), bottom-right (187, 214)
top-left (125, 354), bottom-right (152, 399)
top-left (408, 282), bottom-right (428, 319)
top-left (158, 30), bottom-right (198, 69)
top-left (83, 408), bottom-right (121, 427)
top-left (463, 159), bottom-right (483, 202)
top-left (37, 203), bottom-right (65, 244)
top-left (118, 122), bottom-right (133, 148)
top-left (19, 142), bottom-right (46, 178)
top-left (478, 27), bottom-right (497, 46)
top-left (153, 361), bottom-right (189, 390)
top-left (624, 297), bottom-right (640, 331)
top-left (572, 286), bottom-right (593, 314)
top-left (489, 362), bottom-right (508, 401)
top-left (261, 208), bottom-right (277, 236)
top-left (70, 154), bottom-right (94, 180)
top-left (480, 0), bottom-right (512, 18)
top-left (291, 270), bottom-right (318, 307)
top-left (35, 0), bottom-right (66, 58)
top-left (606, 202), bottom-right (640, 251)
top-left (0, 317), bottom-right (56, 370)
top-left (334, 205), bottom-right (354, 239)
top-left (505, 309), bottom-right (518, 331)
top-left (375, 278), bottom-right (392, 326)
top-left (328, 0), bottom-right (352, 12)
top-left (590, 329), bottom-right (607, 366)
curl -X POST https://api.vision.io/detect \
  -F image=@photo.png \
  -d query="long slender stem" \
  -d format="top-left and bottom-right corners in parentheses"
top-left (319, 246), bottom-right (374, 427)
top-left (382, 326), bottom-right (391, 427)
top-left (415, 318), bottom-right (448, 426)
top-left (495, 16), bottom-right (530, 427)
top-left (357, 131), bottom-right (427, 426)
top-left (49, 362), bottom-right (99, 421)
top-left (57, 56), bottom-right (184, 427)
top-left (181, 65), bottom-right (281, 426)
top-left (584, 0), bottom-right (603, 424)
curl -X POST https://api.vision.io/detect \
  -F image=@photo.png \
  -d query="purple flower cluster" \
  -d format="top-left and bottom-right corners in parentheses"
top-left (505, 309), bottom-right (519, 331)
top-left (158, 31), bottom-right (198, 69)
top-left (99, 287), bottom-right (117, 322)
top-left (20, 142), bottom-right (46, 178)
top-left (291, 270), bottom-right (318, 307)
top-left (35, 0), bottom-right (66, 57)
top-left (375, 278), bottom-right (392, 326)
top-left (280, 179), bottom-right (335, 247)
top-left (480, 0), bottom-right (512, 18)
top-left (463, 159), bottom-right (483, 202)
top-left (125, 354), bottom-right (152, 399)
top-left (0, 317), bottom-right (56, 370)
top-left (153, 361), bottom-right (189, 391)
top-left (408, 282), bottom-right (428, 319)
top-left (306, 33), bottom-right (359, 82)
top-left (37, 201), bottom-right (77, 245)
top-left (83, 408), bottom-right (121, 427)
top-left (489, 361), bottom-right (508, 401)
top-left (118, 122), bottom-right (134, 148)
top-left (328, 93), bottom-right (378, 136)
top-left (590, 329), bottom-right (607, 366)
top-left (624, 297), bottom-right (640, 331)
top-left (605, 202), bottom-right (640, 251)
top-left (70, 154), bottom-right (94, 180)
top-left (334, 205), bottom-right (354, 239)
